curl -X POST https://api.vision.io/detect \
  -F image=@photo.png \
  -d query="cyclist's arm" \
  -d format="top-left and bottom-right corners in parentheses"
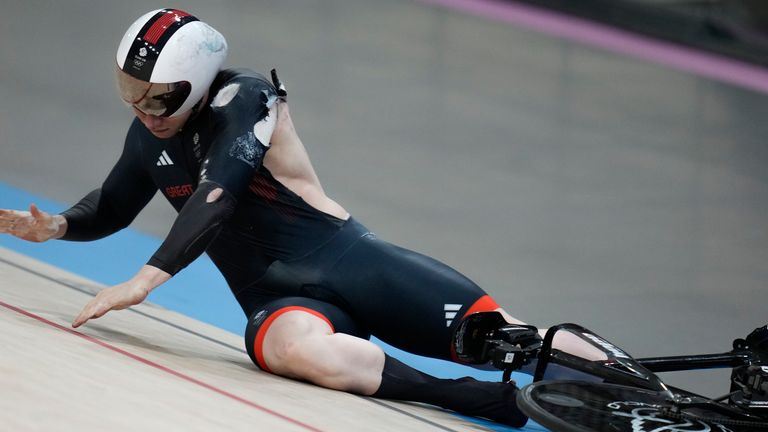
top-left (60, 120), bottom-right (157, 241)
top-left (71, 76), bottom-right (279, 328)
top-left (147, 76), bottom-right (278, 276)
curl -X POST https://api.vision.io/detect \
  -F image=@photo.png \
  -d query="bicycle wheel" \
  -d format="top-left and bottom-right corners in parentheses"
top-left (516, 380), bottom-right (766, 432)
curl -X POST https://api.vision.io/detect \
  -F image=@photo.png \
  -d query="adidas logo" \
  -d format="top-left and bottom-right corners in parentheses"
top-left (444, 304), bottom-right (462, 327)
top-left (156, 150), bottom-right (174, 166)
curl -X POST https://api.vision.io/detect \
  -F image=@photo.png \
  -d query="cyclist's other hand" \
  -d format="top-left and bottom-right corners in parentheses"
top-left (72, 280), bottom-right (149, 328)
top-left (0, 204), bottom-right (65, 242)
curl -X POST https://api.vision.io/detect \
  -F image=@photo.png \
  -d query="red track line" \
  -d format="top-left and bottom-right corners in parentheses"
top-left (0, 299), bottom-right (324, 432)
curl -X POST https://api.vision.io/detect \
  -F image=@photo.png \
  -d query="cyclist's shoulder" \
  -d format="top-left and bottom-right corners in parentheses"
top-left (210, 68), bottom-right (277, 108)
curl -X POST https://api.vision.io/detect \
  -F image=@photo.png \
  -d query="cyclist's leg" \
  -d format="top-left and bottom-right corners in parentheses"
top-left (323, 237), bottom-right (504, 360)
top-left (244, 296), bottom-right (527, 427)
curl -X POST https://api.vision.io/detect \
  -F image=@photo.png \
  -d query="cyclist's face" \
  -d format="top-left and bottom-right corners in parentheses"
top-left (132, 106), bottom-right (192, 139)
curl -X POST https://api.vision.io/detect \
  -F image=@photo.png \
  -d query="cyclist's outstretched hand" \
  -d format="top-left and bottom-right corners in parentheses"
top-left (72, 281), bottom-right (149, 328)
top-left (72, 265), bottom-right (170, 328)
top-left (0, 204), bottom-right (66, 242)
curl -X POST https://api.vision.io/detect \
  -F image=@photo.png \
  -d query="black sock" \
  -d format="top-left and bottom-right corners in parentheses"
top-left (371, 355), bottom-right (528, 427)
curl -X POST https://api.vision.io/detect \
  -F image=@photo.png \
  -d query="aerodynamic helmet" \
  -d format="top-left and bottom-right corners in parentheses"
top-left (115, 9), bottom-right (228, 117)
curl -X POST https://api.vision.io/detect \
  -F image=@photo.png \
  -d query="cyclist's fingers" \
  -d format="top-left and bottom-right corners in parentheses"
top-left (0, 209), bottom-right (31, 233)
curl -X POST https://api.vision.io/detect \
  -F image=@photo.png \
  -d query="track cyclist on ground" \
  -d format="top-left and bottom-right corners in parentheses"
top-left (0, 8), bottom-right (612, 428)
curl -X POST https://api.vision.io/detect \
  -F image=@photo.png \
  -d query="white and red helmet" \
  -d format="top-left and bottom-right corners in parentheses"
top-left (116, 9), bottom-right (227, 117)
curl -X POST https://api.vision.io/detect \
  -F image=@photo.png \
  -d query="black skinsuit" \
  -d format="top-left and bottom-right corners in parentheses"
top-left (60, 69), bottom-right (498, 370)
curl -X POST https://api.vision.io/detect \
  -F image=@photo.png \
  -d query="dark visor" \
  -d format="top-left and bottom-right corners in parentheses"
top-left (116, 67), bottom-right (191, 117)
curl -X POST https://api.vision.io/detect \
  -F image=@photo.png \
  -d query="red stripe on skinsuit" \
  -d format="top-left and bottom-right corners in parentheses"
top-left (463, 295), bottom-right (500, 318)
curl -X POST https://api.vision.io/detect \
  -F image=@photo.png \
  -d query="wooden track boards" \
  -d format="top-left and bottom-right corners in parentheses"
top-left (0, 247), bottom-right (518, 431)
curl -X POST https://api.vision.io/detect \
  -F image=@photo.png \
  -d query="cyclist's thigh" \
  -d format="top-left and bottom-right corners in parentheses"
top-left (244, 296), bottom-right (370, 372)
top-left (327, 238), bottom-right (502, 361)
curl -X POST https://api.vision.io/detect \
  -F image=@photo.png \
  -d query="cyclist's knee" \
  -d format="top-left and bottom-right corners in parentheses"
top-left (261, 310), bottom-right (335, 377)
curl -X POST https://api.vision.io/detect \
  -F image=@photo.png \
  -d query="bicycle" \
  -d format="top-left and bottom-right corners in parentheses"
top-left (452, 312), bottom-right (768, 431)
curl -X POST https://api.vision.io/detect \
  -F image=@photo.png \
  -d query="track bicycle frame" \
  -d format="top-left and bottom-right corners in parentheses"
top-left (532, 323), bottom-right (758, 382)
top-left (532, 324), bottom-right (676, 398)
top-left (525, 323), bottom-right (768, 414)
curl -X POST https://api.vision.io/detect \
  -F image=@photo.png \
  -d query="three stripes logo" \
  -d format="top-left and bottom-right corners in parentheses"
top-left (156, 150), bottom-right (174, 166)
top-left (444, 304), bottom-right (463, 327)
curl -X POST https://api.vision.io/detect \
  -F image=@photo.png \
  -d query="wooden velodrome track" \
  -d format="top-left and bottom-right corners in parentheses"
top-left (0, 247), bottom-right (544, 431)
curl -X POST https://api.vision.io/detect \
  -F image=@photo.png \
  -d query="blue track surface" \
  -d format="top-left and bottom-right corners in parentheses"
top-left (0, 181), bottom-right (546, 431)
